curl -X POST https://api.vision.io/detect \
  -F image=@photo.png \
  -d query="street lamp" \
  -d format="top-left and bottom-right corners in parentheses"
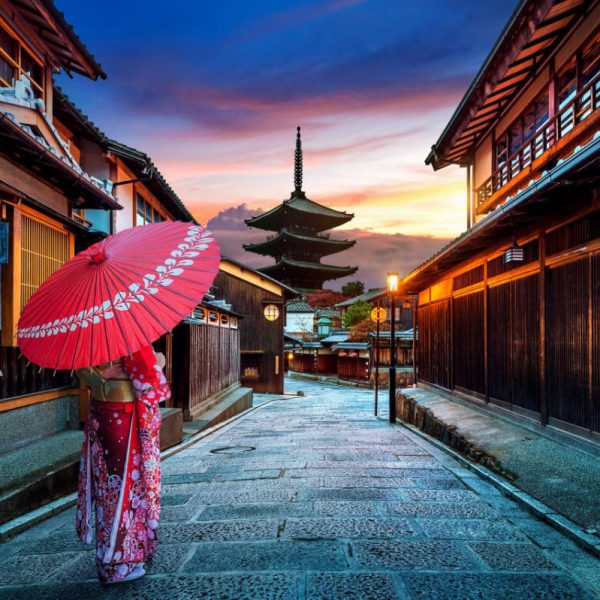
top-left (386, 272), bottom-right (399, 424)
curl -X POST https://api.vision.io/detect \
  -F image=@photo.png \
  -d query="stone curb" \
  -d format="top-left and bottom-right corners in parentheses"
top-left (0, 394), bottom-right (292, 542)
top-left (397, 420), bottom-right (600, 558)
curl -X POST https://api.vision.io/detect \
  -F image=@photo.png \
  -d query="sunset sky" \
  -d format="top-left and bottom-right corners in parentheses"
top-left (57, 0), bottom-right (515, 288)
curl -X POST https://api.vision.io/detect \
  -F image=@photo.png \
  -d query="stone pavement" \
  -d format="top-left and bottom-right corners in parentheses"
top-left (0, 378), bottom-right (599, 599)
top-left (400, 387), bottom-right (600, 532)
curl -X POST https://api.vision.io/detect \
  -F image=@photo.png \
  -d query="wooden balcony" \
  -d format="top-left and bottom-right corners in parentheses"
top-left (476, 72), bottom-right (600, 216)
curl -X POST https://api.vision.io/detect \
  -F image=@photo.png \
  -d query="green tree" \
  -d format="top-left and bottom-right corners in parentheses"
top-left (342, 300), bottom-right (372, 329)
top-left (341, 281), bottom-right (365, 298)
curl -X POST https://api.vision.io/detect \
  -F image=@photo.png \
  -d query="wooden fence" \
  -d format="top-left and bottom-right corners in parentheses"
top-left (171, 320), bottom-right (240, 420)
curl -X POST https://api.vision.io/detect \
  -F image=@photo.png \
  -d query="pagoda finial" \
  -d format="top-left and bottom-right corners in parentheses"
top-left (294, 126), bottom-right (303, 193)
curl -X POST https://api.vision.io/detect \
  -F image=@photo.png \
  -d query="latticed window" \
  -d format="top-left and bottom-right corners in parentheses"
top-left (20, 214), bottom-right (71, 310)
top-left (136, 194), bottom-right (165, 226)
top-left (0, 20), bottom-right (44, 97)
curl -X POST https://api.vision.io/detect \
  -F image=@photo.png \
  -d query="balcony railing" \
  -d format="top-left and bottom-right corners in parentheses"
top-left (476, 71), bottom-right (599, 209)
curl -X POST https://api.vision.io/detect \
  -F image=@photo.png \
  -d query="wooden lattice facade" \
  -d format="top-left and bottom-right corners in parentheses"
top-left (412, 0), bottom-right (600, 442)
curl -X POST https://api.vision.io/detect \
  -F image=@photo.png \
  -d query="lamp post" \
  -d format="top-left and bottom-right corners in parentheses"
top-left (387, 272), bottom-right (399, 423)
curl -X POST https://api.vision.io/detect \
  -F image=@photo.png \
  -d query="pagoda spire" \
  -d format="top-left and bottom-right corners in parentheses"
top-left (294, 126), bottom-right (303, 194)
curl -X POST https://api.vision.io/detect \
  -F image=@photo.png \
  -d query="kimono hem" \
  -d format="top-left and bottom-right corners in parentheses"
top-left (76, 346), bottom-right (169, 582)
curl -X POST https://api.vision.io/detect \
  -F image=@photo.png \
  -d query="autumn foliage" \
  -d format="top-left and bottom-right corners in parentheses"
top-left (349, 318), bottom-right (390, 342)
top-left (305, 289), bottom-right (348, 308)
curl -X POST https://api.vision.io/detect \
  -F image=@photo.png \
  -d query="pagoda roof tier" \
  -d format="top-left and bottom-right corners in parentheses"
top-left (258, 257), bottom-right (357, 287)
top-left (245, 192), bottom-right (353, 233)
top-left (243, 228), bottom-right (356, 257)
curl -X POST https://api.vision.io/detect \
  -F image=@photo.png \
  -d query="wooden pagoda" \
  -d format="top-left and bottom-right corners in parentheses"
top-left (244, 128), bottom-right (357, 291)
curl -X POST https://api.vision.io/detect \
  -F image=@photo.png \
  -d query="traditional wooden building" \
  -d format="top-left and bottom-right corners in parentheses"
top-left (244, 128), bottom-right (357, 291)
top-left (335, 288), bottom-right (414, 330)
top-left (404, 0), bottom-right (600, 442)
top-left (334, 342), bottom-right (370, 383)
top-left (0, 1), bottom-right (117, 451)
top-left (213, 256), bottom-right (297, 393)
top-left (171, 302), bottom-right (249, 422)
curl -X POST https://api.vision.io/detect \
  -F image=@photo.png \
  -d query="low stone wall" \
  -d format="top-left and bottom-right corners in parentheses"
top-left (395, 391), bottom-right (511, 478)
top-left (0, 394), bottom-right (79, 456)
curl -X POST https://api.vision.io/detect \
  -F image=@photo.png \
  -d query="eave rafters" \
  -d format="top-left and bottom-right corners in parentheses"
top-left (9, 0), bottom-right (105, 79)
top-left (427, 0), bottom-right (592, 168)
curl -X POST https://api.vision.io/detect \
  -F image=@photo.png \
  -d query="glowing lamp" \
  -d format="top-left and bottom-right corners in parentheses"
top-left (503, 242), bottom-right (524, 264)
top-left (386, 272), bottom-right (399, 293)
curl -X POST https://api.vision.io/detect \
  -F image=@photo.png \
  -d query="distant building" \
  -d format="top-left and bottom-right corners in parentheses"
top-left (213, 257), bottom-right (297, 394)
top-left (285, 300), bottom-right (314, 336)
top-left (335, 288), bottom-right (413, 330)
top-left (244, 128), bottom-right (357, 291)
top-left (403, 0), bottom-right (600, 441)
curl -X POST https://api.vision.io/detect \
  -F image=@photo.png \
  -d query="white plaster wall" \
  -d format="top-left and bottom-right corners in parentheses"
top-left (285, 312), bottom-right (314, 334)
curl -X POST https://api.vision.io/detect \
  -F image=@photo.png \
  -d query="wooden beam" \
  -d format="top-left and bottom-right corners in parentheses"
top-left (587, 254), bottom-right (593, 434)
top-left (539, 231), bottom-right (547, 425)
top-left (27, 0), bottom-right (96, 78)
top-left (484, 261), bottom-right (489, 403)
top-left (0, 387), bottom-right (80, 413)
top-left (1, 203), bottom-right (21, 346)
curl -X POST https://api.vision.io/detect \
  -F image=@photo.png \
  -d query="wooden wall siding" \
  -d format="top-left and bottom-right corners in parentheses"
top-left (512, 274), bottom-right (541, 413)
top-left (337, 357), bottom-right (369, 381)
top-left (487, 239), bottom-right (539, 278)
top-left (418, 300), bottom-right (451, 389)
top-left (0, 346), bottom-right (75, 400)
top-left (213, 271), bottom-right (284, 394)
top-left (289, 354), bottom-right (317, 374)
top-left (171, 322), bottom-right (240, 418)
top-left (546, 210), bottom-right (600, 256)
top-left (488, 283), bottom-right (512, 404)
top-left (546, 259), bottom-right (589, 429)
top-left (453, 265), bottom-right (484, 291)
top-left (318, 354), bottom-right (337, 374)
top-left (373, 347), bottom-right (414, 367)
top-left (453, 292), bottom-right (485, 395)
top-left (592, 254), bottom-right (600, 434)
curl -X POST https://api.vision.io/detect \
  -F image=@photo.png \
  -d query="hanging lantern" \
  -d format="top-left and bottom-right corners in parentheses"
top-left (504, 241), bottom-right (524, 264)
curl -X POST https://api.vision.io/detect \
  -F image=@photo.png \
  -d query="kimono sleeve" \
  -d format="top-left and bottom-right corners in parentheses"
top-left (123, 345), bottom-right (170, 406)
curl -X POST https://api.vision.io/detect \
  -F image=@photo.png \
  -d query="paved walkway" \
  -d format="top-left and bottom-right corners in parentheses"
top-left (400, 387), bottom-right (600, 532)
top-left (0, 379), bottom-right (598, 599)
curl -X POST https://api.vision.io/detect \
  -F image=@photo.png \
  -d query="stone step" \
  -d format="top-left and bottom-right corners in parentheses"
top-left (0, 407), bottom-right (184, 525)
top-left (183, 385), bottom-right (253, 438)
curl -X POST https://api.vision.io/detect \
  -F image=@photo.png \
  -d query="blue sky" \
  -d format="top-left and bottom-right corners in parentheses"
top-left (57, 0), bottom-right (515, 287)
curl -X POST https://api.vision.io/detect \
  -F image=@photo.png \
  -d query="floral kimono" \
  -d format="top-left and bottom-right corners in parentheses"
top-left (76, 345), bottom-right (170, 583)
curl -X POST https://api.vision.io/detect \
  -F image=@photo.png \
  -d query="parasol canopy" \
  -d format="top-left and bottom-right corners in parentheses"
top-left (17, 221), bottom-right (220, 371)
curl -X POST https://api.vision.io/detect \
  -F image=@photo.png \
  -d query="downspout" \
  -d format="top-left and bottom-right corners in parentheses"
top-left (466, 164), bottom-right (471, 229)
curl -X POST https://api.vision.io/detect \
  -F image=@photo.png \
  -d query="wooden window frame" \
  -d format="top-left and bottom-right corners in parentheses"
top-left (1, 203), bottom-right (74, 346)
top-left (0, 18), bottom-right (45, 98)
top-left (134, 190), bottom-right (166, 227)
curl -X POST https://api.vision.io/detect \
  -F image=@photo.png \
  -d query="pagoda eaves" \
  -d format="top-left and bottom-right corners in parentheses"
top-left (258, 257), bottom-right (358, 291)
top-left (243, 228), bottom-right (356, 258)
top-left (245, 193), bottom-right (353, 233)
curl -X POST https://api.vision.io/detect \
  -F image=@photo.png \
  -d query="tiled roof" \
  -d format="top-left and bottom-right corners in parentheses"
top-left (260, 257), bottom-right (358, 274)
top-left (106, 139), bottom-right (196, 223)
top-left (286, 301), bottom-right (314, 313)
top-left (320, 333), bottom-right (349, 344)
top-left (334, 288), bottom-right (386, 308)
top-left (370, 329), bottom-right (416, 340)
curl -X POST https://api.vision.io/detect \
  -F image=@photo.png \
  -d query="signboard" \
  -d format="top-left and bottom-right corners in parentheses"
top-left (0, 222), bottom-right (8, 265)
top-left (370, 307), bottom-right (386, 323)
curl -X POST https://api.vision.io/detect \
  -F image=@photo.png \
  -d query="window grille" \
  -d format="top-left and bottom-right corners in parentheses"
top-left (20, 215), bottom-right (70, 310)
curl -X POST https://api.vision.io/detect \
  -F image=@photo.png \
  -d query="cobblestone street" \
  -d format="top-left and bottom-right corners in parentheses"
top-left (0, 379), bottom-right (598, 599)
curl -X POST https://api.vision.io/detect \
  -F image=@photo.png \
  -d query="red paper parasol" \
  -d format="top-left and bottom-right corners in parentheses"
top-left (17, 221), bottom-right (220, 371)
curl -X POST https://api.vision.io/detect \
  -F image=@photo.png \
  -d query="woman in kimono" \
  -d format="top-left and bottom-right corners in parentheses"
top-left (76, 345), bottom-right (170, 584)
